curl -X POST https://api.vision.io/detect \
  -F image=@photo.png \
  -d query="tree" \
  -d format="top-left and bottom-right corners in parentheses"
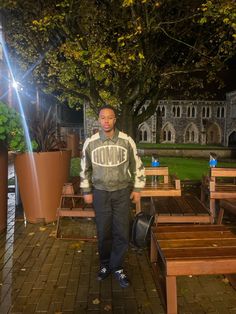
top-left (2, 0), bottom-right (236, 138)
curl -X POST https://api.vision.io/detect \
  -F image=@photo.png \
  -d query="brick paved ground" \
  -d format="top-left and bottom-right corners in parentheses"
top-left (1, 182), bottom-right (236, 312)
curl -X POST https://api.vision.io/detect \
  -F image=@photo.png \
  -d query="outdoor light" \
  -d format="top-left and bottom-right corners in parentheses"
top-left (12, 80), bottom-right (23, 91)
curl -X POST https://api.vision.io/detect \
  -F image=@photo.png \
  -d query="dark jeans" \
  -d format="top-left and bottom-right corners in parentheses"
top-left (93, 188), bottom-right (130, 272)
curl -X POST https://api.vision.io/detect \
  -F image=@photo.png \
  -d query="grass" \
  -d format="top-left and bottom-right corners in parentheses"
top-left (137, 143), bottom-right (224, 149)
top-left (142, 156), bottom-right (236, 180)
top-left (70, 157), bottom-right (236, 181)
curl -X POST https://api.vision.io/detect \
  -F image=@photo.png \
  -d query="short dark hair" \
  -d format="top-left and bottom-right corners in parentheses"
top-left (98, 104), bottom-right (116, 116)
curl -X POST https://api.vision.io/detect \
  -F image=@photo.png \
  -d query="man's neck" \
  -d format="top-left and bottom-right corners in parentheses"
top-left (104, 129), bottom-right (115, 139)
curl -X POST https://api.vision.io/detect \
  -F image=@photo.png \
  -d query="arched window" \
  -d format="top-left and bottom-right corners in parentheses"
top-left (221, 107), bottom-right (225, 117)
top-left (184, 123), bottom-right (199, 143)
top-left (162, 123), bottom-right (175, 143)
top-left (207, 107), bottom-right (210, 117)
top-left (164, 131), bottom-right (167, 141)
top-left (156, 105), bottom-right (166, 117)
top-left (187, 107), bottom-right (190, 117)
top-left (202, 107), bottom-right (206, 117)
top-left (144, 130), bottom-right (147, 141)
top-left (177, 106), bottom-right (180, 117)
top-left (138, 123), bottom-right (151, 143)
top-left (191, 131), bottom-right (194, 141)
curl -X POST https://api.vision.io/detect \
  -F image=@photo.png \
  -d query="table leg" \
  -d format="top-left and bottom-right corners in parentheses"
top-left (150, 232), bottom-right (157, 263)
top-left (210, 198), bottom-right (215, 223)
top-left (166, 276), bottom-right (177, 314)
top-left (136, 200), bottom-right (141, 214)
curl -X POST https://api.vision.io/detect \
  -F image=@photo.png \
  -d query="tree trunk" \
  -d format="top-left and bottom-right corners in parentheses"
top-left (0, 141), bottom-right (8, 232)
top-left (117, 107), bottom-right (136, 140)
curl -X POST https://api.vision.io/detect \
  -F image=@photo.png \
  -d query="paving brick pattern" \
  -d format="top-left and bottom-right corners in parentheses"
top-left (0, 193), bottom-right (235, 313)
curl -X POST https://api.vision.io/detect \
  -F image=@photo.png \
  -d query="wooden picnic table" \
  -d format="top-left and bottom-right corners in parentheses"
top-left (150, 224), bottom-right (236, 314)
top-left (136, 166), bottom-right (181, 213)
top-left (201, 167), bottom-right (236, 223)
top-left (151, 195), bottom-right (211, 224)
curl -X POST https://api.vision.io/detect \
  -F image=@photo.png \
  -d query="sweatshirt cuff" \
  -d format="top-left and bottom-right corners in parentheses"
top-left (133, 188), bottom-right (141, 192)
top-left (82, 189), bottom-right (92, 194)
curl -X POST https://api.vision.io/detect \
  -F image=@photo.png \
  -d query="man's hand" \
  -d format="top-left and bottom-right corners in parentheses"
top-left (83, 194), bottom-right (93, 204)
top-left (130, 191), bottom-right (141, 203)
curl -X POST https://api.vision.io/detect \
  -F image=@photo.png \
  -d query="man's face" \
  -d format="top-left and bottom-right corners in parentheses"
top-left (99, 108), bottom-right (116, 133)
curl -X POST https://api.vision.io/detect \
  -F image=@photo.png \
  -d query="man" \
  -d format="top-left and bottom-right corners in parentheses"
top-left (80, 105), bottom-right (145, 288)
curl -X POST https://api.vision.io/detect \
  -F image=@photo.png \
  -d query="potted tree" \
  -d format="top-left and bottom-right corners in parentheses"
top-left (0, 101), bottom-right (25, 232)
top-left (14, 105), bottom-right (71, 224)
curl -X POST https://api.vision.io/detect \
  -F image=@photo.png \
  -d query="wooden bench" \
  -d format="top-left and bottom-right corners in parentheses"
top-left (201, 167), bottom-right (236, 223)
top-left (218, 198), bottom-right (236, 224)
top-left (56, 180), bottom-right (95, 240)
top-left (150, 195), bottom-right (211, 224)
top-left (150, 224), bottom-right (236, 314)
top-left (136, 167), bottom-right (181, 213)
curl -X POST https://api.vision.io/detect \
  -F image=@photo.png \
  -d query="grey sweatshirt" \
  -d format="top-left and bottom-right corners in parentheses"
top-left (80, 128), bottom-right (146, 193)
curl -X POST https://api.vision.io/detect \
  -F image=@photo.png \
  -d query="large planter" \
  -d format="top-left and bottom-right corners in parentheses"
top-left (14, 150), bottom-right (71, 223)
top-left (0, 142), bottom-right (8, 232)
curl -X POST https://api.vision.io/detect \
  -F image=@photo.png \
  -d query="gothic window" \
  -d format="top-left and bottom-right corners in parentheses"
top-left (172, 105), bottom-right (181, 117)
top-left (207, 107), bottom-right (210, 117)
top-left (221, 107), bottom-right (225, 117)
top-left (184, 123), bottom-right (199, 143)
top-left (187, 107), bottom-right (190, 117)
top-left (216, 106), bottom-right (225, 118)
top-left (138, 123), bottom-right (150, 142)
top-left (162, 123), bottom-right (175, 143)
top-left (202, 107), bottom-right (205, 117)
top-left (187, 106), bottom-right (196, 118)
top-left (144, 130), bottom-right (147, 141)
top-left (157, 105), bottom-right (166, 117)
top-left (164, 131), bottom-right (167, 141)
top-left (202, 106), bottom-right (211, 118)
top-left (191, 131), bottom-right (194, 141)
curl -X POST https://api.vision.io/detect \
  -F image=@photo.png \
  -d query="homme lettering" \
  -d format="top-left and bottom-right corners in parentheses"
top-left (92, 146), bottom-right (127, 167)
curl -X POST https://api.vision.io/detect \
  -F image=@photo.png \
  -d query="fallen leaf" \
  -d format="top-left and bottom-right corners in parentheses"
top-left (92, 298), bottom-right (100, 305)
top-left (69, 243), bottom-right (83, 249)
top-left (28, 232), bottom-right (35, 236)
top-left (49, 231), bottom-right (57, 237)
top-left (39, 227), bottom-right (46, 231)
top-left (104, 304), bottom-right (112, 311)
top-left (222, 277), bottom-right (229, 284)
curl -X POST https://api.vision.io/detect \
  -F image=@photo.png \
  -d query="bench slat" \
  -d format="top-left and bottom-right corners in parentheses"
top-left (158, 238), bottom-right (236, 248)
top-left (154, 230), bottom-right (236, 240)
top-left (162, 247), bottom-right (236, 259)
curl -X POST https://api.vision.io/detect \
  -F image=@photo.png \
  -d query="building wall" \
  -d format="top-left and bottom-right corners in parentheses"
top-left (137, 93), bottom-right (236, 146)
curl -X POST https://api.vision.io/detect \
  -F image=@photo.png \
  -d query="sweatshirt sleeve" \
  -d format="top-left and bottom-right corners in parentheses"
top-left (80, 138), bottom-right (93, 194)
top-left (128, 136), bottom-right (146, 191)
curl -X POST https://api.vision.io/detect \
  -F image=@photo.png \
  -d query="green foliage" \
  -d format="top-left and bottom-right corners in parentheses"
top-left (0, 101), bottom-right (62, 153)
top-left (29, 105), bottom-right (63, 152)
top-left (0, 101), bottom-right (26, 151)
top-left (2, 0), bottom-right (236, 136)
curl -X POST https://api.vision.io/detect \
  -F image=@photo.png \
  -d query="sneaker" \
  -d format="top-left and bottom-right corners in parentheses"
top-left (114, 269), bottom-right (130, 288)
top-left (97, 266), bottom-right (110, 281)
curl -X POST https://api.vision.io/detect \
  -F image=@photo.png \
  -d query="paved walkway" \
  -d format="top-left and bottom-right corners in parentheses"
top-left (1, 166), bottom-right (236, 313)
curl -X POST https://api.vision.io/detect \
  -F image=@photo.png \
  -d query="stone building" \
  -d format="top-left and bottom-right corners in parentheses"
top-left (86, 91), bottom-right (236, 147)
